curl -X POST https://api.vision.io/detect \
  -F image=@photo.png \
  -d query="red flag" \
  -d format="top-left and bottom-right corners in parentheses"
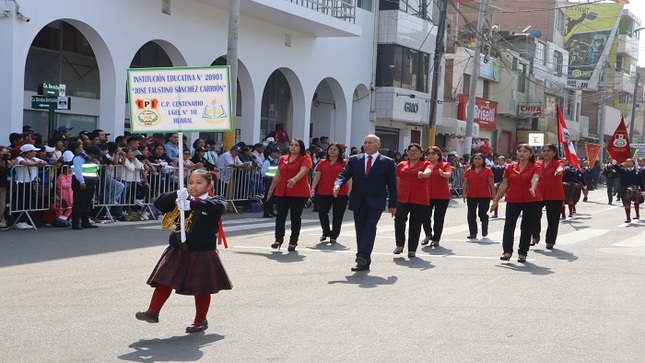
top-left (585, 143), bottom-right (602, 164)
top-left (557, 104), bottom-right (581, 170)
top-left (606, 116), bottom-right (631, 163)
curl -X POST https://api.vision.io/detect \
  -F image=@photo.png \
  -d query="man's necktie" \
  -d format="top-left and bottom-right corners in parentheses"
top-left (366, 155), bottom-right (372, 176)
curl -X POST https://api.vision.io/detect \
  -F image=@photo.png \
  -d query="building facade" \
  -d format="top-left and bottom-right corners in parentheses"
top-left (0, 0), bottom-right (378, 149)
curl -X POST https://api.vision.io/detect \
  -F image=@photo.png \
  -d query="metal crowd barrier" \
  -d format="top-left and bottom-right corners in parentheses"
top-left (7, 164), bottom-right (266, 229)
top-left (450, 166), bottom-right (464, 198)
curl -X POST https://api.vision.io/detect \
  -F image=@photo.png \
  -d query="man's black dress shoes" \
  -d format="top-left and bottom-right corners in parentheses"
top-left (351, 264), bottom-right (370, 271)
top-left (351, 257), bottom-right (369, 271)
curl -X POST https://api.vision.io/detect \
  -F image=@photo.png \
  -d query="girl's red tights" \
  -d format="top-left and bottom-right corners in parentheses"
top-left (146, 284), bottom-right (211, 324)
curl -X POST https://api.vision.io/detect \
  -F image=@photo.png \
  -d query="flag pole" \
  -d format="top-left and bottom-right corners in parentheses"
top-left (556, 104), bottom-right (563, 159)
top-left (178, 131), bottom-right (186, 243)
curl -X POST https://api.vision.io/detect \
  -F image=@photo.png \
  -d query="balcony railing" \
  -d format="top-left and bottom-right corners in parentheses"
top-left (288, 0), bottom-right (356, 23)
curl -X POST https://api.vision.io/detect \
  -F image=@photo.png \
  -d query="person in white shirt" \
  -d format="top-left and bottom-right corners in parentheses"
top-left (251, 143), bottom-right (266, 166)
top-left (216, 145), bottom-right (248, 184)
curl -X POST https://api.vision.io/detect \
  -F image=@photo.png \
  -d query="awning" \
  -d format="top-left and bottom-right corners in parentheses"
top-left (436, 118), bottom-right (480, 138)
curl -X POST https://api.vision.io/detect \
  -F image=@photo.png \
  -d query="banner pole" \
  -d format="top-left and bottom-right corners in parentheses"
top-left (178, 131), bottom-right (186, 243)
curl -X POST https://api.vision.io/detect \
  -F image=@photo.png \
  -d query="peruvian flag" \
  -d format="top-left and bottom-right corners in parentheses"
top-left (606, 116), bottom-right (632, 164)
top-left (557, 104), bottom-right (581, 170)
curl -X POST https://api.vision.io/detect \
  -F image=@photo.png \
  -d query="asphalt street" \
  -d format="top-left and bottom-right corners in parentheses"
top-left (1, 187), bottom-right (644, 362)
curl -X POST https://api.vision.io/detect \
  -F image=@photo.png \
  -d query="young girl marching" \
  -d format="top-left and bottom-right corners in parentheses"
top-left (136, 169), bottom-right (232, 333)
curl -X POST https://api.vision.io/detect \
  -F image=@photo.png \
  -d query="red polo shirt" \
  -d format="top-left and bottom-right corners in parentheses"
top-left (536, 159), bottom-right (565, 201)
top-left (396, 160), bottom-right (430, 205)
top-left (315, 158), bottom-right (348, 196)
top-left (274, 154), bottom-right (313, 198)
top-left (502, 161), bottom-right (542, 203)
top-left (463, 167), bottom-right (493, 198)
top-left (428, 161), bottom-right (452, 200)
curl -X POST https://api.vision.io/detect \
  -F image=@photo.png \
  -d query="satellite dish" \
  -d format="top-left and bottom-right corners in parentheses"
top-left (529, 29), bottom-right (542, 38)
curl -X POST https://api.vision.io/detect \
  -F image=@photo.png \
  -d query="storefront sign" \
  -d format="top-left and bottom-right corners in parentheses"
top-left (404, 102), bottom-right (419, 113)
top-left (528, 133), bottom-right (545, 147)
top-left (518, 104), bottom-right (543, 118)
top-left (457, 94), bottom-right (497, 131)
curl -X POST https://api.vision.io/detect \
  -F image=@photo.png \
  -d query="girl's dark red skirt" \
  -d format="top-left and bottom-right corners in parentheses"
top-left (147, 246), bottom-right (233, 295)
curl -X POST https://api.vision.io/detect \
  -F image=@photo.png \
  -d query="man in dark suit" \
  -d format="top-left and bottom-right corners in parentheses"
top-left (334, 135), bottom-right (397, 271)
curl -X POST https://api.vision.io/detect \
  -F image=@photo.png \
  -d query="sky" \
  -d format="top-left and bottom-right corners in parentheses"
top-left (625, 1), bottom-right (645, 66)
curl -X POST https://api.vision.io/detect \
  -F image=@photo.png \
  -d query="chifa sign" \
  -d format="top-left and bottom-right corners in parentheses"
top-left (518, 105), bottom-right (542, 118)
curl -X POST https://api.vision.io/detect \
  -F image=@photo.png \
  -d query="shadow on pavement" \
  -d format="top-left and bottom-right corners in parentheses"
top-left (0, 227), bottom-right (169, 268)
top-left (470, 237), bottom-right (497, 245)
top-left (420, 245), bottom-right (455, 256)
top-left (533, 248), bottom-right (579, 262)
top-left (328, 274), bottom-right (398, 288)
top-left (118, 333), bottom-right (224, 362)
top-left (234, 250), bottom-right (306, 263)
top-left (307, 242), bottom-right (350, 252)
top-left (392, 257), bottom-right (434, 271)
top-left (496, 262), bottom-right (554, 275)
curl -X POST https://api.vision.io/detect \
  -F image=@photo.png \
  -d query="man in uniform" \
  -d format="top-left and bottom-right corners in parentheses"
top-left (71, 142), bottom-right (101, 230)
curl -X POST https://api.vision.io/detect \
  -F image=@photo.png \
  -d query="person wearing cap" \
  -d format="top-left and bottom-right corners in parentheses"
top-left (216, 145), bottom-right (249, 189)
top-left (71, 141), bottom-right (101, 230)
top-left (190, 147), bottom-right (217, 171)
top-left (57, 125), bottom-right (73, 139)
top-left (252, 143), bottom-right (266, 166)
top-left (261, 147), bottom-right (281, 217)
top-left (13, 144), bottom-right (47, 229)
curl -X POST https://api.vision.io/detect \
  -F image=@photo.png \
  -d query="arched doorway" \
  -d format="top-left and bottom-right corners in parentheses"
top-left (310, 78), bottom-right (346, 145)
top-left (24, 20), bottom-right (101, 139)
top-left (261, 70), bottom-right (292, 143)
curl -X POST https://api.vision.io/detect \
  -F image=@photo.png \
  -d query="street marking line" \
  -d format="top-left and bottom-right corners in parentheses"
top-left (554, 228), bottom-right (610, 245)
top-left (610, 231), bottom-right (645, 248)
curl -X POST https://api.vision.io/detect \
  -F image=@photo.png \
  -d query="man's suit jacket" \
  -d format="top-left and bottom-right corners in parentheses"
top-left (336, 153), bottom-right (397, 211)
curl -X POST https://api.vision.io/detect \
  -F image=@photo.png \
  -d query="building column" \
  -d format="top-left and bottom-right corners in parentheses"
top-left (0, 16), bottom-right (27, 142)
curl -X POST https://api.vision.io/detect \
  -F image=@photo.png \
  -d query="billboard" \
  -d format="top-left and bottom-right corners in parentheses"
top-left (457, 93), bottom-right (497, 131)
top-left (565, 3), bottom-right (623, 90)
top-left (126, 66), bottom-right (233, 133)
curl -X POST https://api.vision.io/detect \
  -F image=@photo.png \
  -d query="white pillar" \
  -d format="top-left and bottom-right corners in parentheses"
top-left (0, 15), bottom-right (27, 143)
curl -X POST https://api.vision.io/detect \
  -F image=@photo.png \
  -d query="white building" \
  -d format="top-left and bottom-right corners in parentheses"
top-left (0, 0), bottom-right (378, 149)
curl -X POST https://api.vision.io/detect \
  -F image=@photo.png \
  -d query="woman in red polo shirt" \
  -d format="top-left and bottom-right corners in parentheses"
top-left (462, 153), bottom-right (495, 239)
top-left (394, 143), bottom-right (432, 257)
top-left (421, 146), bottom-right (453, 247)
top-left (531, 144), bottom-right (564, 249)
top-left (310, 143), bottom-right (351, 244)
top-left (490, 144), bottom-right (542, 262)
top-left (266, 139), bottom-right (312, 252)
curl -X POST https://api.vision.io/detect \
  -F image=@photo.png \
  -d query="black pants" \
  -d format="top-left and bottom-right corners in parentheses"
top-left (466, 198), bottom-right (490, 236)
top-left (607, 178), bottom-right (621, 203)
top-left (71, 179), bottom-right (96, 226)
top-left (532, 200), bottom-right (563, 244)
top-left (274, 196), bottom-right (307, 244)
top-left (262, 177), bottom-right (275, 215)
top-left (353, 199), bottom-right (384, 265)
top-left (422, 199), bottom-right (450, 242)
top-left (395, 203), bottom-right (427, 252)
top-left (316, 194), bottom-right (348, 240)
top-left (503, 202), bottom-right (541, 255)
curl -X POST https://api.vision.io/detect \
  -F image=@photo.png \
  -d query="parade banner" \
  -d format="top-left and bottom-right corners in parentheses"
top-left (557, 104), bottom-right (581, 170)
top-left (126, 66), bottom-right (233, 133)
top-left (585, 143), bottom-right (602, 163)
top-left (564, 3), bottom-right (623, 90)
top-left (607, 117), bottom-right (631, 163)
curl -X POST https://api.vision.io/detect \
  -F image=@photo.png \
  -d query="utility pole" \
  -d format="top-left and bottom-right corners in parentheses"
top-left (427, 0), bottom-right (448, 147)
top-left (629, 66), bottom-right (639, 142)
top-left (464, 0), bottom-right (488, 155)
top-left (598, 56), bottom-right (608, 163)
top-left (223, 0), bottom-right (240, 151)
